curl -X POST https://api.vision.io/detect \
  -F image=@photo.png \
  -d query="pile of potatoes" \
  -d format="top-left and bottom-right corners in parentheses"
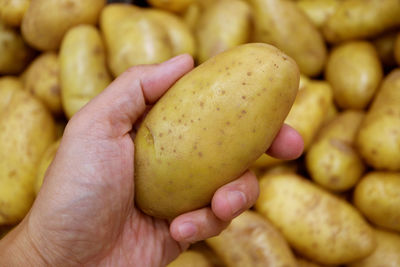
top-left (1, 0), bottom-right (400, 266)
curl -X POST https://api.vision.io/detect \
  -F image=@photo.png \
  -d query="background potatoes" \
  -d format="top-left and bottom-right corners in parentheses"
top-left (148, 0), bottom-right (194, 13)
top-left (296, 0), bottom-right (339, 29)
top-left (0, 0), bottom-right (30, 27)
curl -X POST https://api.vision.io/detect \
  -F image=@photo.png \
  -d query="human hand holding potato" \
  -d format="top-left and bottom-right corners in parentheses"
top-left (0, 54), bottom-right (303, 266)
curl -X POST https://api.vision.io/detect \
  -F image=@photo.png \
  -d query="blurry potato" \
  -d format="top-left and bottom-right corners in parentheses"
top-left (354, 172), bottom-right (400, 232)
top-left (34, 139), bottom-right (60, 195)
top-left (372, 32), bottom-right (398, 68)
top-left (356, 69), bottom-right (400, 171)
top-left (395, 33), bottom-right (400, 65)
top-left (60, 25), bottom-right (112, 119)
top-left (296, 0), bottom-right (339, 29)
top-left (0, 0), bottom-right (30, 26)
top-left (256, 173), bottom-right (375, 265)
top-left (0, 76), bottom-right (24, 110)
top-left (0, 21), bottom-right (34, 75)
top-left (190, 242), bottom-right (225, 267)
top-left (348, 228), bottom-right (400, 267)
top-left (21, 0), bottom-right (105, 51)
top-left (323, 0), bottom-right (400, 43)
top-left (195, 0), bottom-right (252, 63)
top-left (249, 0), bottom-right (327, 77)
top-left (207, 211), bottom-right (297, 267)
top-left (297, 257), bottom-right (325, 267)
top-left (100, 4), bottom-right (172, 77)
top-left (148, 0), bottom-right (195, 13)
top-left (325, 41), bottom-right (383, 110)
top-left (306, 111), bottom-right (365, 192)
top-left (23, 52), bottom-right (62, 116)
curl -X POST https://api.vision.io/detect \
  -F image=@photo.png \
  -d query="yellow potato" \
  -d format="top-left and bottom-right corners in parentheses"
top-left (372, 31), bottom-right (398, 67)
top-left (0, 21), bottom-right (34, 75)
top-left (100, 4), bottom-right (172, 77)
top-left (167, 250), bottom-right (212, 267)
top-left (189, 242), bottom-right (225, 267)
top-left (207, 210), bottom-right (297, 267)
top-left (0, 76), bottom-right (24, 111)
top-left (0, 0), bottom-right (30, 26)
top-left (395, 33), bottom-right (400, 65)
top-left (255, 173), bottom-right (375, 265)
top-left (323, 0), bottom-right (400, 43)
top-left (306, 111), bottom-right (365, 191)
top-left (356, 69), bottom-right (400, 171)
top-left (354, 172), bottom-right (400, 232)
top-left (325, 41), bottom-right (383, 110)
top-left (195, 0), bottom-right (252, 63)
top-left (23, 52), bottom-right (62, 116)
top-left (249, 0), bottom-right (327, 77)
top-left (0, 84), bottom-right (55, 225)
top-left (135, 43), bottom-right (299, 219)
top-left (148, 0), bottom-right (195, 13)
top-left (296, 0), bottom-right (340, 29)
top-left (348, 228), bottom-right (400, 267)
top-left (251, 154), bottom-right (282, 169)
top-left (146, 9), bottom-right (196, 57)
top-left (60, 25), bottom-right (112, 119)
top-left (21, 0), bottom-right (105, 51)
top-left (34, 139), bottom-right (60, 195)
top-left (182, 2), bottom-right (201, 31)
top-left (297, 257), bottom-right (325, 267)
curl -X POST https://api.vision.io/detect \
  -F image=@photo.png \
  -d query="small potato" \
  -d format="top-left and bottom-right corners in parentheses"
top-left (356, 69), bottom-right (400, 171)
top-left (21, 0), bottom-right (105, 51)
top-left (60, 25), bottom-right (112, 119)
top-left (395, 33), bottom-right (400, 65)
top-left (249, 0), bottom-right (327, 77)
top-left (323, 0), bottom-right (400, 43)
top-left (35, 139), bottom-right (60, 195)
top-left (0, 21), bottom-right (34, 75)
top-left (0, 0), bottom-right (30, 27)
top-left (372, 31), bottom-right (398, 68)
top-left (297, 257), bottom-right (326, 267)
top-left (148, 0), bottom-right (195, 13)
top-left (255, 173), bottom-right (375, 265)
top-left (354, 172), bottom-right (400, 232)
top-left (348, 228), bottom-right (400, 267)
top-left (296, 0), bottom-right (340, 29)
top-left (207, 210), bottom-right (297, 267)
top-left (306, 111), bottom-right (365, 191)
top-left (23, 52), bottom-right (62, 116)
top-left (325, 41), bottom-right (383, 110)
top-left (194, 0), bottom-right (252, 63)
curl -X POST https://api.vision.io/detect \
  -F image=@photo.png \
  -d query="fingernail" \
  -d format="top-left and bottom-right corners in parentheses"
top-left (178, 222), bottom-right (197, 239)
top-left (227, 191), bottom-right (247, 217)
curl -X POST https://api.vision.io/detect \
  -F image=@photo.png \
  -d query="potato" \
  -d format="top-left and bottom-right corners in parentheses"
top-left (146, 9), bottom-right (196, 57)
top-left (255, 173), bottom-right (375, 265)
top-left (372, 31), bottom-right (398, 68)
top-left (354, 172), bottom-right (400, 232)
top-left (0, 21), bottom-right (34, 75)
top-left (325, 41), bottom-right (383, 110)
top-left (249, 0), bottom-right (327, 77)
top-left (167, 250), bottom-right (212, 267)
top-left (60, 25), bottom-right (112, 119)
top-left (21, 0), bottom-right (105, 51)
top-left (296, 0), bottom-right (340, 29)
top-left (0, 84), bottom-right (55, 225)
top-left (35, 139), bottom-right (60, 195)
top-left (135, 43), bottom-right (299, 219)
top-left (306, 111), bottom-right (365, 192)
top-left (207, 210), bottom-right (297, 267)
top-left (194, 0), bottom-right (252, 63)
top-left (356, 69), bottom-right (400, 171)
top-left (323, 0), bottom-right (400, 43)
top-left (395, 33), bottom-right (400, 65)
top-left (0, 76), bottom-right (24, 111)
top-left (190, 242), bottom-right (225, 267)
top-left (297, 257), bottom-right (326, 267)
top-left (148, 0), bottom-right (195, 13)
top-left (0, 0), bottom-right (30, 27)
top-left (348, 228), bottom-right (400, 267)
top-left (23, 52), bottom-right (62, 116)
top-left (100, 4), bottom-right (172, 77)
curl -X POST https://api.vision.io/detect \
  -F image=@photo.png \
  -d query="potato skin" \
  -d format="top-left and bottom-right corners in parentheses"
top-left (325, 41), bottom-right (383, 110)
top-left (296, 0), bottom-right (340, 29)
top-left (354, 172), bottom-right (400, 232)
top-left (148, 0), bottom-right (195, 13)
top-left (323, 0), bottom-right (400, 43)
top-left (0, 76), bottom-right (24, 112)
top-left (135, 43), bottom-right (299, 219)
top-left (0, 0), bottom-right (30, 27)
top-left (206, 211), bottom-right (297, 267)
top-left (167, 250), bottom-right (213, 267)
top-left (21, 0), bottom-right (105, 51)
top-left (255, 173), bottom-right (375, 265)
top-left (356, 69), bottom-right (400, 171)
top-left (60, 25), bottom-right (112, 119)
top-left (35, 139), bottom-right (60, 195)
top-left (249, 0), bottom-right (327, 77)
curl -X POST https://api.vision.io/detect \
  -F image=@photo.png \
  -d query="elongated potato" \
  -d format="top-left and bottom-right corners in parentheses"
top-left (354, 172), bottom-right (400, 232)
top-left (135, 43), bottom-right (299, 219)
top-left (249, 0), bottom-right (327, 77)
top-left (60, 25), bottom-right (112, 119)
top-left (195, 0), bottom-right (252, 63)
top-left (167, 251), bottom-right (212, 267)
top-left (21, 0), bottom-right (105, 51)
top-left (296, 0), bottom-right (340, 29)
top-left (356, 69), bottom-right (400, 171)
top-left (0, 0), bottom-right (30, 26)
top-left (35, 139), bottom-right (60, 195)
top-left (323, 0), bottom-right (400, 43)
top-left (255, 173), bottom-right (375, 265)
top-left (207, 210), bottom-right (297, 267)
top-left (348, 228), bottom-right (400, 267)
top-left (372, 32), bottom-right (398, 67)
top-left (306, 111), bottom-right (365, 191)
top-left (325, 41), bottom-right (383, 109)
top-left (23, 52), bottom-right (62, 116)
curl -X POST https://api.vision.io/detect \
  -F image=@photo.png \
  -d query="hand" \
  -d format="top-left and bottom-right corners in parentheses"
top-left (0, 54), bottom-right (303, 267)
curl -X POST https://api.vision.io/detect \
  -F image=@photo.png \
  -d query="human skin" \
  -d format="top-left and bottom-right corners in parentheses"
top-left (0, 54), bottom-right (303, 267)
